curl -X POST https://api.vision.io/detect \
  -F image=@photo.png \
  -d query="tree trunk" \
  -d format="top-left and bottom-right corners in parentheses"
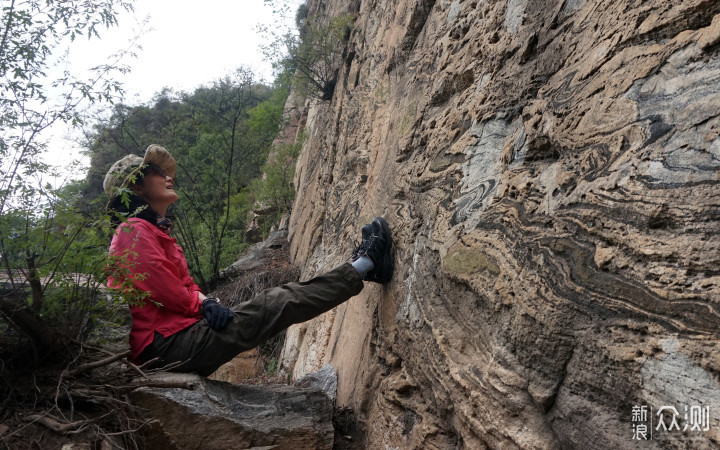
top-left (27, 254), bottom-right (43, 312)
top-left (0, 297), bottom-right (60, 357)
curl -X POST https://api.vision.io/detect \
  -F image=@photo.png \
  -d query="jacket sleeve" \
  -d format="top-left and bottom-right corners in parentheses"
top-left (109, 222), bottom-right (202, 317)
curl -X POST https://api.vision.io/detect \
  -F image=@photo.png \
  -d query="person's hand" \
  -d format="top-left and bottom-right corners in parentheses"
top-left (202, 298), bottom-right (234, 331)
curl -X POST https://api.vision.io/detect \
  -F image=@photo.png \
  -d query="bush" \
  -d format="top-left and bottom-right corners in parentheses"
top-left (264, 11), bottom-right (355, 101)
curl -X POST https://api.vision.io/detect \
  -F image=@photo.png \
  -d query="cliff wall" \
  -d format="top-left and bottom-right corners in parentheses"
top-left (280, 0), bottom-right (720, 447)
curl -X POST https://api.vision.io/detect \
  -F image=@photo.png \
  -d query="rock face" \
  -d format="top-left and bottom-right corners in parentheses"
top-left (280, 0), bottom-right (720, 448)
top-left (129, 373), bottom-right (334, 449)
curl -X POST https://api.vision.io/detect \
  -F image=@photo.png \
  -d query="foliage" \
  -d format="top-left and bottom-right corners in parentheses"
top-left (0, 1), bottom-right (297, 446)
top-left (261, 3), bottom-right (354, 101)
top-left (263, 357), bottom-right (278, 376)
top-left (0, 0), bottom-right (135, 216)
top-left (0, 177), bottom-right (147, 349)
top-left (251, 131), bottom-right (305, 234)
top-left (103, 241), bottom-right (153, 308)
top-left (0, 0), bottom-right (137, 360)
top-left (169, 68), bottom-right (262, 289)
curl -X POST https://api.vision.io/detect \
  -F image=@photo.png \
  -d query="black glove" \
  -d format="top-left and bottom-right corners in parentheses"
top-left (202, 298), bottom-right (234, 331)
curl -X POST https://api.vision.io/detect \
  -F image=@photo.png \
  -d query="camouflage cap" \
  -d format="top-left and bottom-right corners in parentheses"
top-left (103, 145), bottom-right (177, 198)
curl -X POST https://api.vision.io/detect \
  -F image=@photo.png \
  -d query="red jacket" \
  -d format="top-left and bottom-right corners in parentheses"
top-left (107, 218), bottom-right (202, 361)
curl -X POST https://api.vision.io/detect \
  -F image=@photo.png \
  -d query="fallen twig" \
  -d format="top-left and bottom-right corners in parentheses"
top-left (103, 418), bottom-right (157, 436)
top-left (155, 360), bottom-right (184, 371)
top-left (136, 357), bottom-right (160, 370)
top-left (119, 379), bottom-right (197, 393)
top-left (70, 351), bottom-right (131, 376)
top-left (24, 412), bottom-right (112, 434)
top-left (70, 340), bottom-right (116, 356)
top-left (1, 411), bottom-right (52, 441)
top-left (133, 358), bottom-right (184, 373)
top-left (125, 361), bottom-right (149, 380)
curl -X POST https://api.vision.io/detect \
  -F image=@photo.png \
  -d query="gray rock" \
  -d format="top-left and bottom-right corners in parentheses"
top-left (219, 230), bottom-right (288, 279)
top-left (294, 364), bottom-right (337, 400)
top-left (129, 373), bottom-right (333, 450)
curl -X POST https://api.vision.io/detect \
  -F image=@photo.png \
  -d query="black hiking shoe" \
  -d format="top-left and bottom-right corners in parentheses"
top-left (350, 223), bottom-right (374, 261)
top-left (362, 217), bottom-right (394, 284)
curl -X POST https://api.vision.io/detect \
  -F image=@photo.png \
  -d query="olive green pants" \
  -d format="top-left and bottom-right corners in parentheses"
top-left (137, 263), bottom-right (365, 376)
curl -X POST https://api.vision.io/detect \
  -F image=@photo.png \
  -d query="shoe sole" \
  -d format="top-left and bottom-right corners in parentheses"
top-left (371, 216), bottom-right (394, 283)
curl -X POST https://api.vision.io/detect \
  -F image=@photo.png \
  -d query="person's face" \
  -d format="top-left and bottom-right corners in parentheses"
top-left (134, 164), bottom-right (178, 211)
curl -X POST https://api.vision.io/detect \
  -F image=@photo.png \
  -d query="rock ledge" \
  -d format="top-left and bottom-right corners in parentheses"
top-left (129, 373), bottom-right (334, 450)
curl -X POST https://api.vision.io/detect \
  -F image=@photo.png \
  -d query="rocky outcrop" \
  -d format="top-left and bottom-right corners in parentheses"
top-left (129, 373), bottom-right (334, 449)
top-left (280, 0), bottom-right (720, 448)
top-left (246, 88), bottom-right (308, 242)
top-left (294, 363), bottom-right (338, 400)
top-left (218, 230), bottom-right (292, 281)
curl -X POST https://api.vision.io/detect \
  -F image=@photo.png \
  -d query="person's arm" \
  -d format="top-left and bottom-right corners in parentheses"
top-left (110, 223), bottom-right (202, 317)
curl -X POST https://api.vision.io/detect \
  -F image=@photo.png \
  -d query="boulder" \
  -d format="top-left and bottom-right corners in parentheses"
top-left (219, 230), bottom-right (289, 280)
top-left (294, 364), bottom-right (338, 400)
top-left (129, 373), bottom-right (334, 450)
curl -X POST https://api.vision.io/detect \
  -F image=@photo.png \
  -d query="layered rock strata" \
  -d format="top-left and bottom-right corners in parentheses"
top-left (281, 0), bottom-right (720, 448)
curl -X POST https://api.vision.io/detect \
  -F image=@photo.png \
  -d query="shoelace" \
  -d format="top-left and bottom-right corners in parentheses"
top-left (351, 238), bottom-right (372, 260)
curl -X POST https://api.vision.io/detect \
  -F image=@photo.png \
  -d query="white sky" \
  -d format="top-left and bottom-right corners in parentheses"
top-left (42, 0), bottom-right (299, 179)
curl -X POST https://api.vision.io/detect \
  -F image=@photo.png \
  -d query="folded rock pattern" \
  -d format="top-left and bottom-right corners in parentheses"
top-left (281, 0), bottom-right (720, 448)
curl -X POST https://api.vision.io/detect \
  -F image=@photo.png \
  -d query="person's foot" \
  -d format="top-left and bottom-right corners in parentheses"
top-left (361, 217), bottom-right (394, 284)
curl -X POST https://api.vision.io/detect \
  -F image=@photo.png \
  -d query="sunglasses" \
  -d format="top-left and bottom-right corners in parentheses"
top-left (141, 162), bottom-right (167, 178)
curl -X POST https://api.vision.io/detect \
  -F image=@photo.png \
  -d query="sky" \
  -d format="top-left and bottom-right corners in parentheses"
top-left (42, 0), bottom-right (300, 178)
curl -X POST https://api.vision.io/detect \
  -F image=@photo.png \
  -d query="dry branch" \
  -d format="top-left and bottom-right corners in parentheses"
top-left (24, 412), bottom-right (111, 434)
top-left (120, 379), bottom-right (197, 393)
top-left (69, 350), bottom-right (130, 376)
top-left (103, 418), bottom-right (157, 436)
top-left (125, 361), bottom-right (149, 380)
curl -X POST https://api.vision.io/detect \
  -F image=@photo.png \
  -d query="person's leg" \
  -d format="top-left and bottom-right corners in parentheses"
top-left (139, 216), bottom-right (394, 376)
top-left (138, 263), bottom-right (364, 376)
top-left (230, 262), bottom-right (364, 346)
top-left (137, 322), bottom-right (217, 376)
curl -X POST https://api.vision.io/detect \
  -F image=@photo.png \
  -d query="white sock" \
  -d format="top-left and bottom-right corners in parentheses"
top-left (352, 255), bottom-right (374, 276)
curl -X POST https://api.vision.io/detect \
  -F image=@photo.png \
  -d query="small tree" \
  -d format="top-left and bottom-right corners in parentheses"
top-left (169, 68), bottom-right (267, 291)
top-left (0, 0), bottom-right (136, 358)
top-left (262, 6), bottom-right (354, 101)
top-left (1, 0), bottom-right (135, 213)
